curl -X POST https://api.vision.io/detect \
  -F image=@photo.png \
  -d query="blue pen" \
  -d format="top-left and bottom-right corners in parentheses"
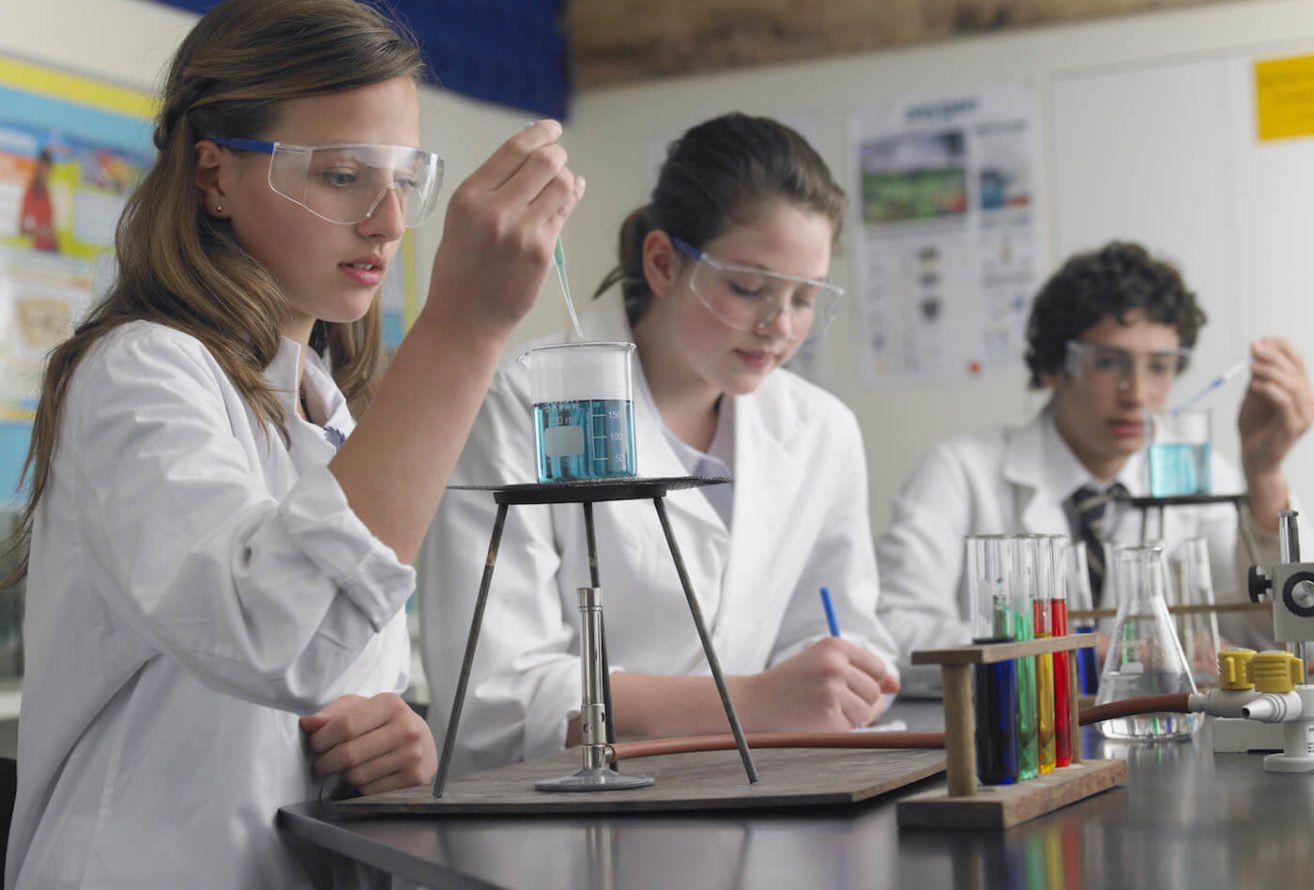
top-left (819, 586), bottom-right (841, 637)
top-left (821, 586), bottom-right (865, 730)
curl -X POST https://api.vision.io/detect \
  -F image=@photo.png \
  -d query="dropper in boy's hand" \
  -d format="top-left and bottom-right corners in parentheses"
top-left (554, 236), bottom-right (584, 338)
top-left (1171, 359), bottom-right (1249, 414)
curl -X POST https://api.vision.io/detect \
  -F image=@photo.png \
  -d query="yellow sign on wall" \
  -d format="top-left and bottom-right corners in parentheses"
top-left (1255, 54), bottom-right (1314, 142)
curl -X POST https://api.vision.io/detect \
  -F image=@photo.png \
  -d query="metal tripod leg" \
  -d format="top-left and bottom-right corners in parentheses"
top-left (652, 496), bottom-right (758, 784)
top-left (432, 502), bottom-right (509, 798)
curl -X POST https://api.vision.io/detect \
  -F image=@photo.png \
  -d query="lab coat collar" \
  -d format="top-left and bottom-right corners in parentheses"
top-left (721, 377), bottom-right (797, 602)
top-left (1003, 406), bottom-right (1083, 534)
top-left (265, 336), bottom-right (303, 416)
top-left (263, 336), bottom-right (353, 459)
top-left (1004, 405), bottom-right (1147, 533)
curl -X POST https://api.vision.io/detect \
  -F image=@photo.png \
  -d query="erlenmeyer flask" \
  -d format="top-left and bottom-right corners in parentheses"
top-left (1169, 537), bottom-right (1221, 689)
top-left (1094, 545), bottom-right (1201, 740)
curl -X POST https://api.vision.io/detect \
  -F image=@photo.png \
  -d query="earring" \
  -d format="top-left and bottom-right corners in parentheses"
top-left (215, 204), bottom-right (223, 214)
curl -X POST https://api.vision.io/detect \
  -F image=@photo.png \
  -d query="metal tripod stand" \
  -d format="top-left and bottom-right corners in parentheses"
top-left (432, 476), bottom-right (758, 797)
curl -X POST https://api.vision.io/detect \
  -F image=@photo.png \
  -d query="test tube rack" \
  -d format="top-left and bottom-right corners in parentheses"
top-left (896, 633), bottom-right (1125, 830)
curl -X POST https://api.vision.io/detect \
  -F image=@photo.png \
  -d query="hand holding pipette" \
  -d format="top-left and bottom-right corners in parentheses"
top-left (1236, 338), bottom-right (1314, 530)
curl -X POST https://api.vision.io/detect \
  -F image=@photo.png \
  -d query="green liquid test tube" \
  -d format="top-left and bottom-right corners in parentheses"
top-left (1014, 604), bottom-right (1038, 780)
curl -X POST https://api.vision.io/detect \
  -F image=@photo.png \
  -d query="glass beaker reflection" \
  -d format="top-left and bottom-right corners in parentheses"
top-left (1094, 545), bottom-right (1200, 740)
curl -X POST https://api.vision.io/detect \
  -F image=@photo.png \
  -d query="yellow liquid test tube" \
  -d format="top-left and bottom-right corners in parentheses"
top-left (1033, 597), bottom-right (1055, 773)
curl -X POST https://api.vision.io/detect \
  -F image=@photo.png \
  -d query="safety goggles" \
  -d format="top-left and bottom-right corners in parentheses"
top-left (672, 237), bottom-right (843, 342)
top-left (211, 138), bottom-right (444, 228)
top-left (1064, 340), bottom-right (1191, 391)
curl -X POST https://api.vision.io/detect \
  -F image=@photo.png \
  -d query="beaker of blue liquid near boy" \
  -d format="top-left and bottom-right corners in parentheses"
top-left (1145, 408), bottom-right (1211, 497)
top-left (520, 341), bottom-right (637, 483)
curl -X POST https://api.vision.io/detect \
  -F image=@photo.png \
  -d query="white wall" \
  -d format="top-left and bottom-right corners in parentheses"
top-left (8, 0), bottom-right (1314, 539)
top-left (563, 0), bottom-right (1314, 535)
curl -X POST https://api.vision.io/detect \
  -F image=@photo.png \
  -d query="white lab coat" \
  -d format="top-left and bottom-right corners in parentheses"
top-left (420, 291), bottom-right (900, 775)
top-left (7, 322), bottom-right (414, 890)
top-left (875, 407), bottom-right (1279, 693)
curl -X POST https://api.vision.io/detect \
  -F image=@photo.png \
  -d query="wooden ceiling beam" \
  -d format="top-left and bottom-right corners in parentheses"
top-left (569, 0), bottom-right (1249, 89)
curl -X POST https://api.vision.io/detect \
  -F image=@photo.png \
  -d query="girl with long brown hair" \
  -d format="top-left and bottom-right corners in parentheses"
top-left (6, 1), bottom-right (582, 886)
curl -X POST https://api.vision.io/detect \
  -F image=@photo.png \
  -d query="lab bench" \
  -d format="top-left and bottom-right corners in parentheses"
top-left (278, 701), bottom-right (1314, 889)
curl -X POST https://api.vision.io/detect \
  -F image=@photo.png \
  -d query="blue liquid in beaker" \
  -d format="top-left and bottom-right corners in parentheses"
top-left (533, 399), bottom-right (636, 482)
top-left (1148, 442), bottom-right (1211, 497)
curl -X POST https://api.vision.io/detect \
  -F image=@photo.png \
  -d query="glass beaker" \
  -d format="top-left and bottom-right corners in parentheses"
top-left (1145, 408), bottom-right (1211, 497)
top-left (519, 341), bottom-right (637, 483)
top-left (1094, 545), bottom-right (1200, 740)
top-left (1169, 537), bottom-right (1221, 688)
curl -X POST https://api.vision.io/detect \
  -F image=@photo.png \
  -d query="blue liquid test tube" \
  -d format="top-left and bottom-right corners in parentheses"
top-left (973, 586), bottom-right (1019, 785)
top-left (973, 639), bottom-right (1020, 785)
top-left (1074, 627), bottom-right (1100, 696)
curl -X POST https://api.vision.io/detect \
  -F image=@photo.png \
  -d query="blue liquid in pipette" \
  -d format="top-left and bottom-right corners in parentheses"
top-left (533, 399), bottom-right (636, 482)
top-left (1148, 442), bottom-right (1211, 497)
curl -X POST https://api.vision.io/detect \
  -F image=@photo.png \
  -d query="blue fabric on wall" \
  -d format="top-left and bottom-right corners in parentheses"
top-left (149, 0), bottom-right (570, 119)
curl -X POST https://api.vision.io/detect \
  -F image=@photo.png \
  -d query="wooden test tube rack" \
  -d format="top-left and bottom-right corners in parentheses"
top-left (896, 633), bottom-right (1127, 830)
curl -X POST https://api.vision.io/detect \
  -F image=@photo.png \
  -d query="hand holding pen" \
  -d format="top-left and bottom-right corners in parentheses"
top-left (726, 586), bottom-right (899, 733)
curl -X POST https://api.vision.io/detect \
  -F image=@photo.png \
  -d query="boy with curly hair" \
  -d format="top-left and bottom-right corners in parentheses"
top-left (877, 241), bottom-right (1314, 689)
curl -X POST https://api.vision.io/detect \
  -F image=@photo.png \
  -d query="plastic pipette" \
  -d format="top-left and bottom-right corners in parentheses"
top-left (521, 123), bottom-right (584, 338)
top-left (1172, 359), bottom-right (1249, 414)
top-left (554, 237), bottom-right (584, 339)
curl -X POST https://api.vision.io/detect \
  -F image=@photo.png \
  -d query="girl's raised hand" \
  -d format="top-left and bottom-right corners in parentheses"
top-left (423, 119), bottom-right (585, 340)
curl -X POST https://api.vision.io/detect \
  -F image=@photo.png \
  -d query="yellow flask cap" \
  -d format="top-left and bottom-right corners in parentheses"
top-left (1217, 649), bottom-right (1257, 690)
top-left (1253, 650), bottom-right (1304, 694)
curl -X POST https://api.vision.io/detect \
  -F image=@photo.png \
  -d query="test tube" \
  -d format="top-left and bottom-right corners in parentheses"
top-left (968, 536), bottom-right (1019, 786)
top-left (1049, 537), bottom-right (1072, 768)
top-left (1068, 542), bottom-right (1100, 696)
top-left (1008, 536), bottom-right (1039, 780)
top-left (1032, 537), bottom-right (1056, 774)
